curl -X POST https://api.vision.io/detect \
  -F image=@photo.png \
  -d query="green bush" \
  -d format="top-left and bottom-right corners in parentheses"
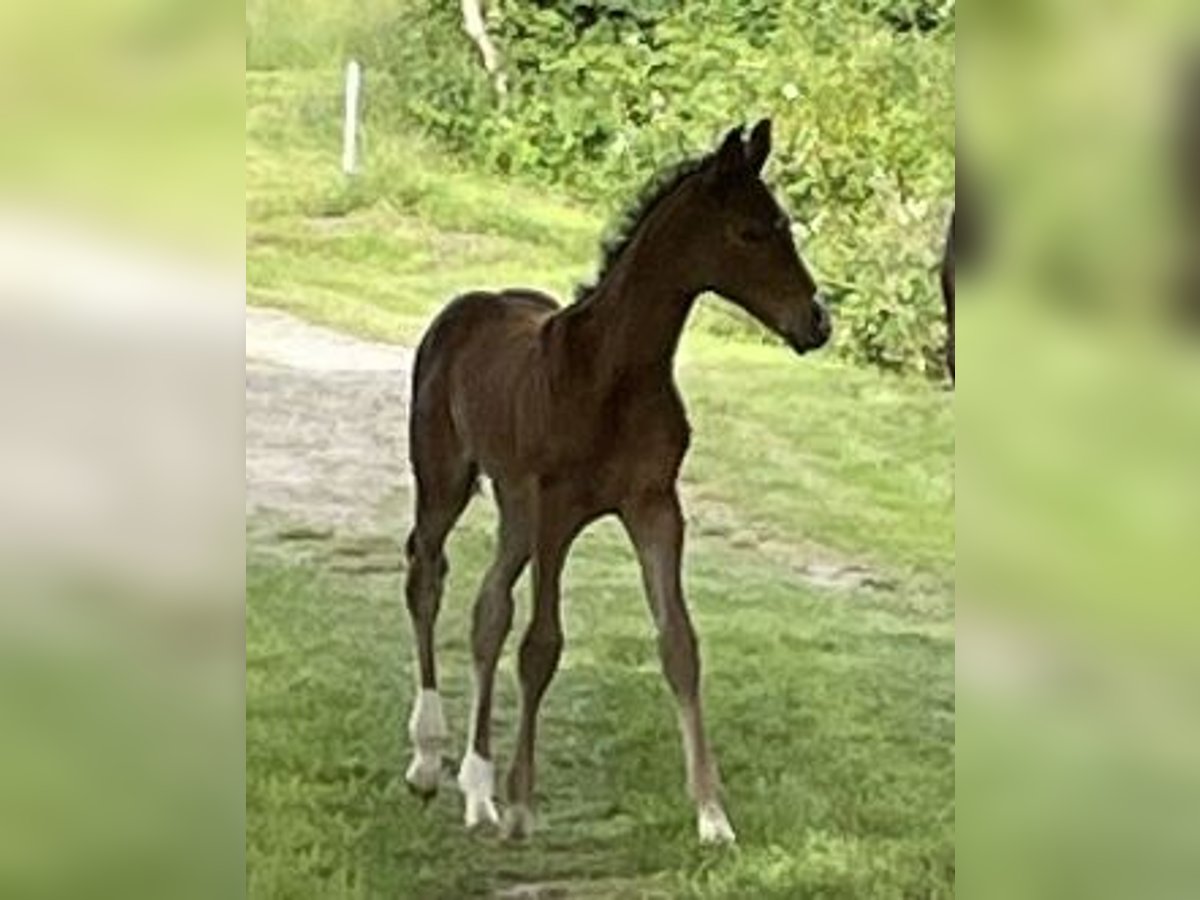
top-left (279, 0), bottom-right (955, 377)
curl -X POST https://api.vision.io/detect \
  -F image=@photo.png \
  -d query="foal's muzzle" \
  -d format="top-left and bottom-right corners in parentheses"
top-left (789, 295), bottom-right (832, 354)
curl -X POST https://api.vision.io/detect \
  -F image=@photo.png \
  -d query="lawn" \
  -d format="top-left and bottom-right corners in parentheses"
top-left (246, 70), bottom-right (953, 898)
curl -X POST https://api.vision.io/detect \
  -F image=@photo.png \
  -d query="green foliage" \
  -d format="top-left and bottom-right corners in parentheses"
top-left (861, 0), bottom-right (956, 35)
top-left (249, 0), bottom-right (954, 377)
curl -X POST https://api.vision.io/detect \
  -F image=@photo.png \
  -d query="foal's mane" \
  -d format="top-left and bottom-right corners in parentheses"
top-left (572, 148), bottom-right (716, 304)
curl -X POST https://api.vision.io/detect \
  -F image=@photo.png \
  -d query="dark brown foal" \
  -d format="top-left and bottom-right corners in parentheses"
top-left (402, 120), bottom-right (830, 844)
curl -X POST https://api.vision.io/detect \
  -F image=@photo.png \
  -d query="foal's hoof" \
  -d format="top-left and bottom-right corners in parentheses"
top-left (405, 753), bottom-right (442, 801)
top-left (697, 803), bottom-right (737, 845)
top-left (501, 804), bottom-right (536, 841)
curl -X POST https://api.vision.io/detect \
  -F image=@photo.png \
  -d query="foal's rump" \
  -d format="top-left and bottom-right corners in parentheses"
top-left (410, 289), bottom-right (561, 479)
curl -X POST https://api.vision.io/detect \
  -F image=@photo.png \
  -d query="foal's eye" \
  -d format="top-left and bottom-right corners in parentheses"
top-left (739, 226), bottom-right (771, 244)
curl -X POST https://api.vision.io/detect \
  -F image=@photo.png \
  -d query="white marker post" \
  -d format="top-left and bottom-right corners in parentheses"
top-left (342, 60), bottom-right (362, 175)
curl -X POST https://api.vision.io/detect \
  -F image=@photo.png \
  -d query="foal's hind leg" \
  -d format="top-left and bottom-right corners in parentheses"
top-left (458, 484), bottom-right (530, 828)
top-left (403, 444), bottom-right (476, 799)
top-left (621, 489), bottom-right (736, 844)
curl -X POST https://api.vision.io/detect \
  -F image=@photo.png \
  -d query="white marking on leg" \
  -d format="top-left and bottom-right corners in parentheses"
top-left (464, 685), bottom-right (482, 760)
top-left (678, 708), bottom-right (701, 793)
top-left (457, 750), bottom-right (499, 828)
top-left (678, 705), bottom-right (735, 844)
top-left (697, 800), bottom-right (736, 845)
top-left (405, 689), bottom-right (446, 793)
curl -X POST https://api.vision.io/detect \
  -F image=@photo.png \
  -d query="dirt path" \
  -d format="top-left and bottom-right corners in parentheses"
top-left (245, 308), bottom-right (414, 534)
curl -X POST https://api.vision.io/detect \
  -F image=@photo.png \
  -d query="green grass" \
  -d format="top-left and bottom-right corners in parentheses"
top-left (248, 519), bottom-right (952, 899)
top-left (247, 70), bottom-right (952, 898)
top-left (247, 70), bottom-right (595, 342)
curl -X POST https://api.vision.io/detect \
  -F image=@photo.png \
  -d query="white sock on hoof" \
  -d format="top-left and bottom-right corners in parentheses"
top-left (457, 751), bottom-right (499, 828)
top-left (502, 803), bottom-right (535, 841)
top-left (405, 689), bottom-right (446, 793)
top-left (697, 801), bottom-right (736, 845)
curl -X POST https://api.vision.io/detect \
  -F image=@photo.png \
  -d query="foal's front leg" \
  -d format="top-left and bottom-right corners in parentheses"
top-left (621, 490), bottom-right (736, 844)
top-left (502, 485), bottom-right (580, 840)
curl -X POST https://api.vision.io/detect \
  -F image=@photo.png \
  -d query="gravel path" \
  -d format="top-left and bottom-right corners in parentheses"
top-left (245, 308), bottom-right (415, 534)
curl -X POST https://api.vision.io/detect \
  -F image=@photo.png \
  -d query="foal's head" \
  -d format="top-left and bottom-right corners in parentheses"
top-left (687, 120), bottom-right (831, 354)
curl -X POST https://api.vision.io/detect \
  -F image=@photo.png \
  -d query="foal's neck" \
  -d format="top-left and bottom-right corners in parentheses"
top-left (562, 185), bottom-right (701, 381)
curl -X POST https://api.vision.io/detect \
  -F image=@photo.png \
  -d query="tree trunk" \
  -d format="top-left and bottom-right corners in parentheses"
top-left (460, 0), bottom-right (508, 102)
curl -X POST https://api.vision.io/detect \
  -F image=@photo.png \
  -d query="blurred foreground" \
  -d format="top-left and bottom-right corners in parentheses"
top-left (959, 2), bottom-right (1200, 897)
top-left (0, 3), bottom-right (243, 898)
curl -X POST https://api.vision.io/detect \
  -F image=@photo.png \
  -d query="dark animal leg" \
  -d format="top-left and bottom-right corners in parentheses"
top-left (403, 444), bottom-right (476, 799)
top-left (943, 207), bottom-right (956, 383)
top-left (457, 483), bottom-right (531, 828)
top-left (502, 483), bottom-right (580, 840)
top-left (621, 489), bottom-right (735, 844)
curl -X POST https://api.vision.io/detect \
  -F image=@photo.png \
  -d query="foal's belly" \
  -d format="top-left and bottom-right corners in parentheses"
top-left (465, 393), bottom-right (687, 505)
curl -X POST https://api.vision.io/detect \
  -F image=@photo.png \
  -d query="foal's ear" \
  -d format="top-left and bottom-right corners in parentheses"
top-left (746, 118), bottom-right (772, 174)
top-left (711, 124), bottom-right (747, 182)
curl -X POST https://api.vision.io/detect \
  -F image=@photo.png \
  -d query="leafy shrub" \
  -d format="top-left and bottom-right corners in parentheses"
top-left (355, 0), bottom-right (954, 376)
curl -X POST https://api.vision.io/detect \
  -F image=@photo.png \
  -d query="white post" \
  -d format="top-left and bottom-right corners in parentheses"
top-left (342, 60), bottom-right (362, 175)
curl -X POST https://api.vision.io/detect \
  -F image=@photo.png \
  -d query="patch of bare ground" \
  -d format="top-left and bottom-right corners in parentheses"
top-left (245, 307), bottom-right (412, 537)
top-left (685, 491), bottom-right (897, 593)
